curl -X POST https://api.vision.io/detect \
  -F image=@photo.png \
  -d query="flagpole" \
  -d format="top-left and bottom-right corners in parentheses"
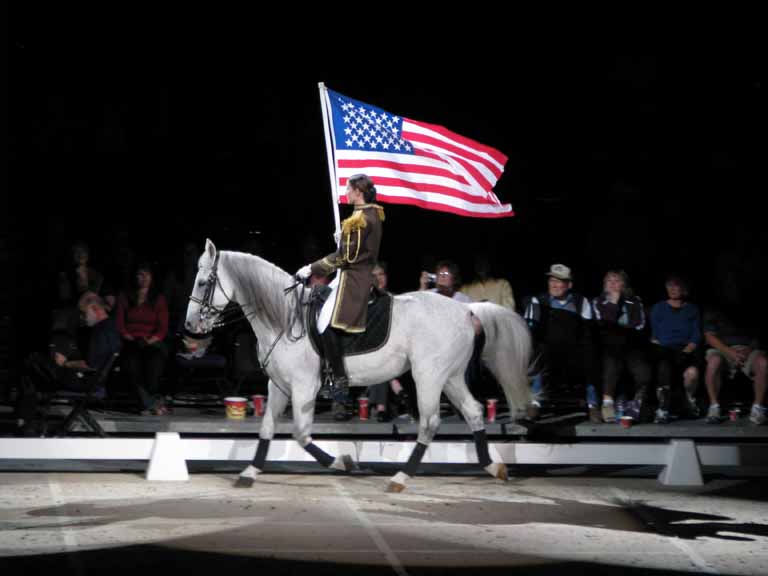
top-left (318, 82), bottom-right (341, 246)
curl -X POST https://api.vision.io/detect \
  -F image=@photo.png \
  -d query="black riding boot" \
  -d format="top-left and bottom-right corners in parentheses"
top-left (321, 327), bottom-right (349, 403)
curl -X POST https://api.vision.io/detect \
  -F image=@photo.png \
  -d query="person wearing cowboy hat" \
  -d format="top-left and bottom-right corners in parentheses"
top-left (523, 264), bottom-right (599, 423)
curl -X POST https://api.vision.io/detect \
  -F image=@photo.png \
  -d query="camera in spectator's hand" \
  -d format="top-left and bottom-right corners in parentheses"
top-left (426, 273), bottom-right (437, 288)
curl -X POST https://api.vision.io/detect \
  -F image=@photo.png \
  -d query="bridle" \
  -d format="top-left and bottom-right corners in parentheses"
top-left (187, 253), bottom-right (308, 375)
top-left (188, 253), bottom-right (241, 331)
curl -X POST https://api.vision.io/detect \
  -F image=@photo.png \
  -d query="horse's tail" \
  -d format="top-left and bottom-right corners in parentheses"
top-left (469, 302), bottom-right (533, 417)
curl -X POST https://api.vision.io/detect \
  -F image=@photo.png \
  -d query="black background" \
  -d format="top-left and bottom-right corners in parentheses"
top-left (9, 9), bottom-right (766, 356)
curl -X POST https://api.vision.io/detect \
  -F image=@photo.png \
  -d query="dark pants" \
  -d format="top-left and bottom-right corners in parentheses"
top-left (122, 341), bottom-right (166, 410)
top-left (367, 382), bottom-right (389, 406)
top-left (17, 353), bottom-right (90, 431)
top-left (651, 344), bottom-right (699, 410)
top-left (533, 340), bottom-right (596, 404)
top-left (601, 348), bottom-right (652, 400)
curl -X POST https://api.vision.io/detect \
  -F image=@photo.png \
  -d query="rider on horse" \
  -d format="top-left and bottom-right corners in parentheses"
top-left (296, 174), bottom-right (384, 401)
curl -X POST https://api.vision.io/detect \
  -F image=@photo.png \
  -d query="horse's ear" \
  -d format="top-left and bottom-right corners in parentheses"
top-left (205, 239), bottom-right (217, 263)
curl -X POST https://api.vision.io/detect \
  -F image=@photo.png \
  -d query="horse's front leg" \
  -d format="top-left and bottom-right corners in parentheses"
top-left (235, 379), bottom-right (290, 487)
top-left (294, 379), bottom-right (357, 473)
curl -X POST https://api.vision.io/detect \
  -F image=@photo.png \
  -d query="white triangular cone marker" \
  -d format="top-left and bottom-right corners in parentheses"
top-left (146, 432), bottom-right (189, 481)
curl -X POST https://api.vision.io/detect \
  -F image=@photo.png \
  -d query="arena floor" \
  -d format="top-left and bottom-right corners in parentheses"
top-left (1, 469), bottom-right (767, 575)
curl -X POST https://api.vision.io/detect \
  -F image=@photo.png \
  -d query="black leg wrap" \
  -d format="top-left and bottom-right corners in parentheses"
top-left (403, 442), bottom-right (429, 476)
top-left (253, 439), bottom-right (271, 468)
top-left (473, 430), bottom-right (492, 468)
top-left (305, 442), bottom-right (335, 467)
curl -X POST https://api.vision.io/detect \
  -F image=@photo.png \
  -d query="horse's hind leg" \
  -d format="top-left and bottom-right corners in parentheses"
top-left (443, 375), bottom-right (508, 482)
top-left (236, 379), bottom-right (290, 487)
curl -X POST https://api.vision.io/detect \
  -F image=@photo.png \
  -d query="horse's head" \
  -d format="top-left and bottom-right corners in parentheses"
top-left (185, 239), bottom-right (236, 335)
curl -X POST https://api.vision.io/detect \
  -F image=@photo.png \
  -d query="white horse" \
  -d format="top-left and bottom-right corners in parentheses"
top-left (185, 239), bottom-right (531, 492)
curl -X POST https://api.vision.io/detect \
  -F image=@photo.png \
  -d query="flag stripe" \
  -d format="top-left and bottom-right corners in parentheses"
top-left (403, 121), bottom-right (504, 179)
top-left (337, 158), bottom-right (470, 186)
top-left (337, 162), bottom-right (489, 198)
top-left (341, 189), bottom-right (514, 218)
top-left (403, 127), bottom-right (500, 190)
top-left (419, 148), bottom-right (495, 194)
top-left (407, 118), bottom-right (508, 167)
top-left (340, 175), bottom-right (499, 205)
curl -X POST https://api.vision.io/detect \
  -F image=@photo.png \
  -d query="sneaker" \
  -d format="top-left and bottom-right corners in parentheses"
top-left (706, 404), bottom-right (721, 424)
top-left (654, 409), bottom-right (670, 424)
top-left (601, 403), bottom-right (616, 423)
top-left (588, 405), bottom-right (602, 424)
top-left (749, 405), bottom-right (766, 425)
top-left (376, 409), bottom-right (392, 423)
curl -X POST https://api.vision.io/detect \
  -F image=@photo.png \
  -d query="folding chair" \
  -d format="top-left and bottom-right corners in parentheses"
top-left (53, 352), bottom-right (120, 438)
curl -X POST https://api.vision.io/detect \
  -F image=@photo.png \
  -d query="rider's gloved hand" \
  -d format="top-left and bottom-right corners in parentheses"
top-left (296, 264), bottom-right (313, 280)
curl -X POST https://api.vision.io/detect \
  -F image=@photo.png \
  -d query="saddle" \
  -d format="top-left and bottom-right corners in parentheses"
top-left (308, 284), bottom-right (393, 358)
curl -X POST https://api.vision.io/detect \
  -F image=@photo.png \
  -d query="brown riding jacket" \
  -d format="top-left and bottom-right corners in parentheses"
top-left (311, 203), bottom-right (384, 333)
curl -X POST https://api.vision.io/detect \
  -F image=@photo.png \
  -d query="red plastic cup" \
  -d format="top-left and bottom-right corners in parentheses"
top-left (252, 394), bottom-right (266, 417)
top-left (620, 416), bottom-right (633, 429)
top-left (486, 398), bottom-right (498, 423)
top-left (729, 408), bottom-right (740, 422)
top-left (358, 397), bottom-right (369, 420)
top-left (224, 397), bottom-right (247, 420)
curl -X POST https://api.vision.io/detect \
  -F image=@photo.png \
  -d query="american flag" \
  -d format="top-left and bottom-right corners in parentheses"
top-left (322, 87), bottom-right (513, 218)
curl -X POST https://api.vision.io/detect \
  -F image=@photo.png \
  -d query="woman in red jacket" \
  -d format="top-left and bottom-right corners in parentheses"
top-left (116, 262), bottom-right (169, 415)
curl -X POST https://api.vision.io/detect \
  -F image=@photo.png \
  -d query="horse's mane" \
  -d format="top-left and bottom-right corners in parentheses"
top-left (220, 251), bottom-right (295, 330)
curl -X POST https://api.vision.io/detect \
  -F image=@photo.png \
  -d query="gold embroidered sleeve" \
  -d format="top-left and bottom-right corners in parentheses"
top-left (311, 252), bottom-right (344, 276)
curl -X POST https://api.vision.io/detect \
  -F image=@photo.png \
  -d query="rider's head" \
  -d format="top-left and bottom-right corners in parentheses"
top-left (348, 174), bottom-right (377, 203)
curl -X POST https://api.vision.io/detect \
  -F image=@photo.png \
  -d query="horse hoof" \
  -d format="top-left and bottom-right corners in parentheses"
top-left (342, 454), bottom-right (359, 472)
top-left (235, 465), bottom-right (261, 487)
top-left (387, 481), bottom-right (406, 493)
top-left (234, 476), bottom-right (255, 488)
top-left (484, 462), bottom-right (508, 482)
top-left (330, 454), bottom-right (358, 472)
top-left (387, 471), bottom-right (410, 492)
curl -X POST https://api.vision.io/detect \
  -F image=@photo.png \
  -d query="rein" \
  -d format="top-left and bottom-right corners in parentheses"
top-left (190, 255), bottom-right (309, 375)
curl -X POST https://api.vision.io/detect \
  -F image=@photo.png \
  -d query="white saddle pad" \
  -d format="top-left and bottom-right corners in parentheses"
top-left (317, 274), bottom-right (339, 334)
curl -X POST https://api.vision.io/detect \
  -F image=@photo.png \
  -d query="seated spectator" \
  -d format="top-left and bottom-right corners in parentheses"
top-left (177, 333), bottom-right (214, 361)
top-left (76, 291), bottom-right (123, 377)
top-left (649, 275), bottom-right (702, 422)
top-left (524, 264), bottom-right (599, 423)
top-left (703, 308), bottom-right (766, 425)
top-left (419, 260), bottom-right (473, 303)
top-left (116, 262), bottom-right (169, 415)
top-left (592, 269), bottom-right (652, 422)
top-left (18, 292), bottom-right (121, 434)
top-left (366, 262), bottom-right (410, 421)
top-left (461, 254), bottom-right (516, 310)
top-left (54, 241), bottom-right (116, 356)
top-left (171, 330), bottom-right (233, 397)
top-left (57, 241), bottom-right (115, 311)
top-left (419, 259), bottom-right (481, 341)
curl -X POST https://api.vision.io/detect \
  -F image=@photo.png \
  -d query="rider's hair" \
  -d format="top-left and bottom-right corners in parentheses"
top-left (348, 174), bottom-right (377, 203)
